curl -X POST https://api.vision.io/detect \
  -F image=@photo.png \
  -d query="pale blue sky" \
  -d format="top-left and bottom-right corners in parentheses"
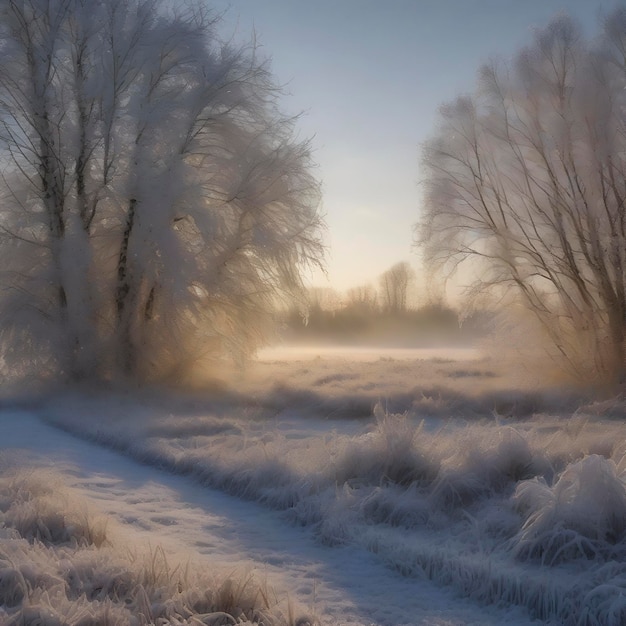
top-left (206, 0), bottom-right (615, 293)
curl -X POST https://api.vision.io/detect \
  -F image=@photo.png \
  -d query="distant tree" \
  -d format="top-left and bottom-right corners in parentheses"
top-left (304, 287), bottom-right (341, 322)
top-left (345, 283), bottom-right (378, 315)
top-left (0, 0), bottom-right (324, 382)
top-left (379, 262), bottom-right (415, 314)
top-left (417, 11), bottom-right (626, 383)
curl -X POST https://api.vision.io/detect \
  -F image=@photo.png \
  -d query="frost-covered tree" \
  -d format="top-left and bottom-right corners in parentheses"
top-left (418, 10), bottom-right (626, 383)
top-left (0, 0), bottom-right (324, 382)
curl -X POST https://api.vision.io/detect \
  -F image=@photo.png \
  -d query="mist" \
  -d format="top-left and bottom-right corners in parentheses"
top-left (1, 2), bottom-right (626, 626)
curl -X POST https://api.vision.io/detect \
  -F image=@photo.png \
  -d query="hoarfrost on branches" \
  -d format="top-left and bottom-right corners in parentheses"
top-left (0, 0), bottom-right (324, 383)
top-left (418, 9), bottom-right (626, 384)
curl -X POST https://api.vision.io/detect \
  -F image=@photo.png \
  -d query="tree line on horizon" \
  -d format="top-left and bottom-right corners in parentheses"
top-left (280, 261), bottom-right (492, 345)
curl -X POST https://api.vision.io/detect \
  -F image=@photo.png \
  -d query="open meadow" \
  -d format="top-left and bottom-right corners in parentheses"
top-left (2, 344), bottom-right (626, 625)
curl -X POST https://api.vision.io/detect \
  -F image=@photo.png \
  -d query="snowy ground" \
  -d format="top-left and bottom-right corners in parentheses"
top-left (1, 346), bottom-right (625, 624)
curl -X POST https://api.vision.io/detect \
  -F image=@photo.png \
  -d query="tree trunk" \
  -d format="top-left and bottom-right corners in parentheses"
top-left (607, 305), bottom-right (626, 384)
top-left (115, 198), bottom-right (137, 374)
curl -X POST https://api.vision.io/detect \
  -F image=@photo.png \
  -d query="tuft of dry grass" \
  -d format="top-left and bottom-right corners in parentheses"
top-left (0, 468), bottom-right (316, 626)
top-left (0, 470), bottom-right (109, 548)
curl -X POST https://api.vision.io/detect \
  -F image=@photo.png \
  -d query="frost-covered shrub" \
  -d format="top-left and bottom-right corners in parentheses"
top-left (61, 552), bottom-right (136, 603)
top-left (315, 483), bottom-right (361, 546)
top-left (0, 565), bottom-right (27, 608)
top-left (576, 564), bottom-right (626, 626)
top-left (431, 426), bottom-right (540, 511)
top-left (2, 585), bottom-right (133, 626)
top-left (411, 388), bottom-right (457, 417)
top-left (487, 427), bottom-right (539, 484)
top-left (359, 484), bottom-right (431, 528)
top-left (332, 404), bottom-right (439, 487)
top-left (512, 455), bottom-right (626, 564)
top-left (0, 472), bottom-right (108, 548)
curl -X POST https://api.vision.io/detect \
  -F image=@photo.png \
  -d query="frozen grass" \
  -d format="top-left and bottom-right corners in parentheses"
top-left (0, 469), bottom-right (109, 548)
top-left (0, 467), bottom-right (314, 625)
top-left (512, 455), bottom-right (626, 565)
top-left (331, 404), bottom-right (439, 488)
top-left (240, 351), bottom-right (584, 418)
top-left (29, 351), bottom-right (626, 623)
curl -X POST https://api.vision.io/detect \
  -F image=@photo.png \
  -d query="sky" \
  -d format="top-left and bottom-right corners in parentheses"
top-left (205, 0), bottom-right (616, 296)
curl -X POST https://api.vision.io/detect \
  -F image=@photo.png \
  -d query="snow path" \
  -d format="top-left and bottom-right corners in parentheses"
top-left (0, 409), bottom-right (539, 626)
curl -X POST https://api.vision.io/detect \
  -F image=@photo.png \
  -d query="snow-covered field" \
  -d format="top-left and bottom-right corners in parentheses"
top-left (2, 345), bottom-right (626, 625)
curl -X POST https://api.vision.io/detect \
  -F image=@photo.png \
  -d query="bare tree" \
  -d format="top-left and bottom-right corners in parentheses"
top-left (345, 283), bottom-right (379, 315)
top-left (418, 11), bottom-right (626, 383)
top-left (379, 261), bottom-right (415, 314)
top-left (306, 287), bottom-right (342, 314)
top-left (0, 0), bottom-right (324, 382)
